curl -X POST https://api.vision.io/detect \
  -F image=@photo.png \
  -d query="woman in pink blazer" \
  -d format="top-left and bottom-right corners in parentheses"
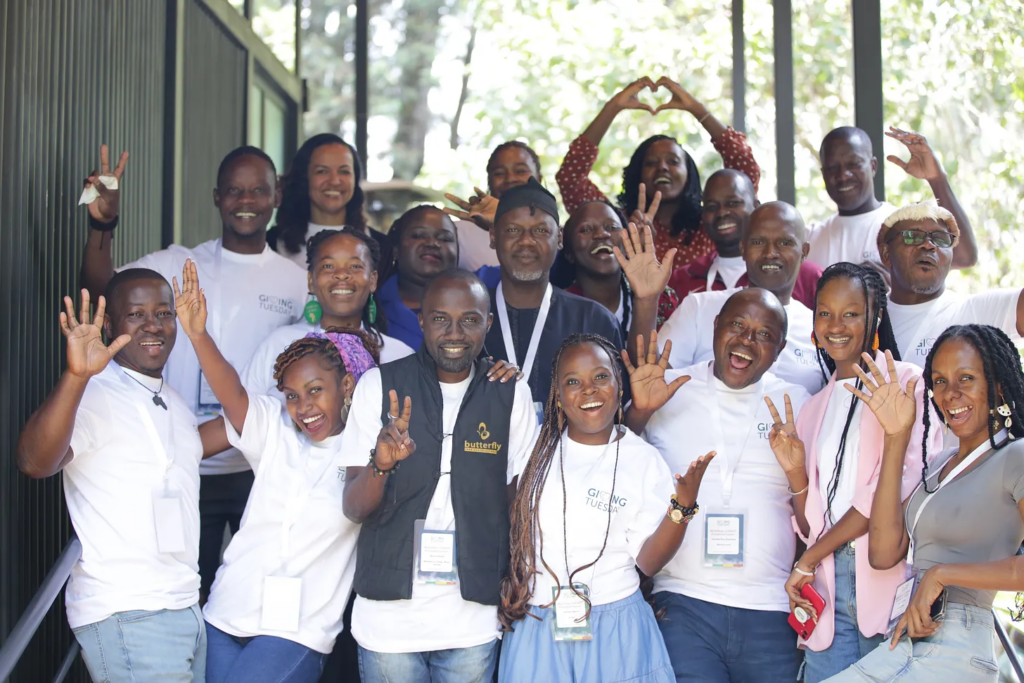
top-left (764, 263), bottom-right (942, 682)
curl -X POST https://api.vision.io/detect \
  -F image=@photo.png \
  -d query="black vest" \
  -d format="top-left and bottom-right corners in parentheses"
top-left (353, 345), bottom-right (516, 605)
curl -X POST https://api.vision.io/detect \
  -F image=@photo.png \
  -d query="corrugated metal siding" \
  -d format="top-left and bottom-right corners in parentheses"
top-left (180, 0), bottom-right (247, 248)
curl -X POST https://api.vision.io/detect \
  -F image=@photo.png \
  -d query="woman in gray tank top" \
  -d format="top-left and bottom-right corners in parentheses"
top-left (823, 324), bottom-right (1024, 682)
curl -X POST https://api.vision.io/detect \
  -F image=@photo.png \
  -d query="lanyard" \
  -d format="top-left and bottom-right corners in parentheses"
top-left (496, 282), bottom-right (553, 383)
top-left (705, 257), bottom-right (721, 294)
top-left (705, 362), bottom-right (763, 506)
top-left (115, 366), bottom-right (175, 479)
top-left (905, 430), bottom-right (1006, 565)
top-left (279, 440), bottom-right (337, 559)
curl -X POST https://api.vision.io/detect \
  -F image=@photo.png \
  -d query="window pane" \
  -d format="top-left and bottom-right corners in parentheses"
top-left (253, 0), bottom-right (297, 71)
top-left (263, 96), bottom-right (287, 175)
top-left (249, 85), bottom-right (264, 147)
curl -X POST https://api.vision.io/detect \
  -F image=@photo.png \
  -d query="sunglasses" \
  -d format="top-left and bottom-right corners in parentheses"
top-left (885, 228), bottom-right (958, 249)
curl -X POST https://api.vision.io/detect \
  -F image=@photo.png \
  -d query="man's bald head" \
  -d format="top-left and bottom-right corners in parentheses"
top-left (819, 126), bottom-right (878, 214)
top-left (419, 268), bottom-right (493, 377)
top-left (712, 288), bottom-right (789, 389)
top-left (748, 201), bottom-right (807, 243)
top-left (721, 287), bottom-right (789, 339)
top-left (820, 126), bottom-right (873, 159)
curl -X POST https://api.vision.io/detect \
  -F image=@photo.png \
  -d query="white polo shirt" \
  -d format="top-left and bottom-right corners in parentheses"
top-left (528, 428), bottom-right (673, 607)
top-left (124, 239), bottom-right (307, 474)
top-left (339, 366), bottom-right (537, 653)
top-left (64, 363), bottom-right (202, 628)
top-left (807, 202), bottom-right (895, 273)
top-left (644, 362), bottom-right (811, 612)
top-left (203, 393), bottom-right (360, 654)
top-left (659, 287), bottom-right (824, 395)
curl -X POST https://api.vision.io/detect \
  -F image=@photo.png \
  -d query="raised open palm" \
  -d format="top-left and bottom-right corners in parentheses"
top-left (622, 330), bottom-right (690, 413)
top-left (172, 259), bottom-right (208, 338)
top-left (846, 350), bottom-right (918, 437)
top-left (885, 126), bottom-right (942, 182)
top-left (60, 290), bottom-right (130, 378)
top-left (613, 218), bottom-right (676, 301)
top-left (374, 390), bottom-right (415, 470)
top-left (764, 393), bottom-right (806, 476)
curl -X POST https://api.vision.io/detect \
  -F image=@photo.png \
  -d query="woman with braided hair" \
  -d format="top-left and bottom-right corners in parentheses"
top-left (174, 259), bottom-right (377, 682)
top-left (822, 325), bottom-right (1024, 681)
top-left (498, 331), bottom-right (711, 683)
top-left (763, 263), bottom-right (941, 681)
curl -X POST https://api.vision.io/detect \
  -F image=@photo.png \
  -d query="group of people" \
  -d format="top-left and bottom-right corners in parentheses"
top-left (15, 78), bottom-right (1024, 683)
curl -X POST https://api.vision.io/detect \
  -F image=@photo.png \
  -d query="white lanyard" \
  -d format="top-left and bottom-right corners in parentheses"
top-left (115, 366), bottom-right (175, 479)
top-left (279, 440), bottom-right (337, 559)
top-left (705, 362), bottom-right (763, 506)
top-left (905, 430), bottom-right (1006, 565)
top-left (496, 282), bottom-right (553, 383)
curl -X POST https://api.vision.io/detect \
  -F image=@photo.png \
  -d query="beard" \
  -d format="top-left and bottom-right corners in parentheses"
top-left (432, 345), bottom-right (476, 374)
top-left (508, 265), bottom-right (547, 282)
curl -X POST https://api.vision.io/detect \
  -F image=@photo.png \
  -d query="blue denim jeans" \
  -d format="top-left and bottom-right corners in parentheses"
top-left (72, 603), bottom-right (207, 682)
top-left (357, 640), bottom-right (499, 683)
top-left (653, 591), bottom-right (802, 683)
top-left (823, 603), bottom-right (999, 682)
top-left (804, 544), bottom-right (886, 683)
top-left (204, 622), bottom-right (327, 683)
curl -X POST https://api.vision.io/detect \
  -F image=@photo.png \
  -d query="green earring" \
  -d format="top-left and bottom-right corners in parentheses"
top-left (303, 294), bottom-right (323, 325)
top-left (368, 294), bottom-right (378, 325)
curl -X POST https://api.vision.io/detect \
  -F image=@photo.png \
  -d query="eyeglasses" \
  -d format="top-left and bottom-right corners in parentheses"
top-left (885, 229), bottom-right (958, 249)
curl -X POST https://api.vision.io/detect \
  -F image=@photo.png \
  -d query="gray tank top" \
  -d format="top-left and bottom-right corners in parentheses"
top-left (906, 439), bottom-right (1024, 609)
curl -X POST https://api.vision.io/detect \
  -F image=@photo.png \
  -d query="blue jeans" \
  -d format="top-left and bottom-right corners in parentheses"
top-left (73, 603), bottom-right (207, 682)
top-left (824, 603), bottom-right (999, 682)
top-left (804, 544), bottom-right (885, 682)
top-left (205, 623), bottom-right (327, 683)
top-left (653, 591), bottom-right (802, 683)
top-left (358, 640), bottom-right (499, 683)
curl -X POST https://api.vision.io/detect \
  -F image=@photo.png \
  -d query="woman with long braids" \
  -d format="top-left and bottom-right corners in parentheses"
top-left (268, 134), bottom-right (392, 276)
top-left (498, 331), bottom-right (711, 683)
top-left (556, 77), bottom-right (760, 265)
top-left (174, 259), bottom-right (378, 682)
top-left (764, 263), bottom-right (941, 682)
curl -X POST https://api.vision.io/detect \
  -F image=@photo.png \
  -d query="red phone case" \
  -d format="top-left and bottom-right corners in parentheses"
top-left (787, 584), bottom-right (827, 639)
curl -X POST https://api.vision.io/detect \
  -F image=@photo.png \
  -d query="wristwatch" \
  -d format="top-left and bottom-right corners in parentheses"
top-left (668, 494), bottom-right (699, 524)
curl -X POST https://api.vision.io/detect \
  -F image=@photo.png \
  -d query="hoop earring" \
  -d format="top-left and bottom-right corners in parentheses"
top-left (303, 293), bottom-right (323, 325)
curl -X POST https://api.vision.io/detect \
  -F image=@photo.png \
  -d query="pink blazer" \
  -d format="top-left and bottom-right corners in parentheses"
top-left (794, 353), bottom-right (942, 651)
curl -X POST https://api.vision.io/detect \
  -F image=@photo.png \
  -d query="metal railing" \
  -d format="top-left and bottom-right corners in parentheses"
top-left (0, 537), bottom-right (81, 682)
top-left (996, 609), bottom-right (1024, 682)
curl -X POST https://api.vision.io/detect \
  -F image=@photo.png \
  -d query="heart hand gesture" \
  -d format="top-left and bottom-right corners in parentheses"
top-left (83, 144), bottom-right (129, 223)
top-left (61, 290), bottom-right (131, 379)
top-left (622, 330), bottom-right (690, 414)
top-left (845, 350), bottom-right (917, 438)
top-left (374, 390), bottom-right (416, 470)
top-left (609, 78), bottom-right (656, 114)
top-left (172, 259), bottom-right (208, 339)
top-left (653, 77), bottom-right (700, 115)
top-left (885, 126), bottom-right (943, 182)
top-left (764, 393), bottom-right (806, 476)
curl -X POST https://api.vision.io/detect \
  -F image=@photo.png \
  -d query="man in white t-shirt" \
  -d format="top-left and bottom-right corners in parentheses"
top-left (657, 201), bottom-right (824, 394)
top-left (807, 126), bottom-right (977, 275)
top-left (339, 269), bottom-right (536, 683)
top-left (17, 271), bottom-right (206, 681)
top-left (627, 288), bottom-right (812, 683)
top-left (79, 145), bottom-right (308, 599)
top-left (879, 200), bottom-right (1023, 365)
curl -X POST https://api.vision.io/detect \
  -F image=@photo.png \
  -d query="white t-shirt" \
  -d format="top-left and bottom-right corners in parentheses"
top-left (203, 393), bottom-right (359, 654)
top-left (125, 239), bottom-right (307, 474)
top-left (528, 429), bottom-right (672, 607)
top-left (888, 288), bottom-right (1021, 367)
top-left (643, 363), bottom-right (811, 611)
top-left (659, 287), bottom-right (824, 395)
top-left (456, 219), bottom-right (500, 271)
top-left (711, 255), bottom-right (747, 290)
top-left (239, 321), bottom-right (414, 404)
top-left (816, 377), bottom-right (862, 525)
top-left (339, 366), bottom-right (537, 653)
top-left (807, 201), bottom-right (895, 272)
top-left (64, 364), bottom-right (202, 628)
top-left (277, 222), bottom-right (338, 270)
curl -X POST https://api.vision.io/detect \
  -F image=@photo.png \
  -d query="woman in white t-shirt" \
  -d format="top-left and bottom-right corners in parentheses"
top-left (498, 331), bottom-right (711, 683)
top-left (174, 259), bottom-right (378, 683)
top-left (765, 263), bottom-right (940, 682)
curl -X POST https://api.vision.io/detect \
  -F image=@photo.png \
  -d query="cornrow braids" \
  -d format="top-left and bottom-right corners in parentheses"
top-left (499, 333), bottom-right (624, 629)
top-left (487, 140), bottom-right (543, 184)
top-left (920, 324), bottom-right (1024, 493)
top-left (304, 227), bottom-right (388, 341)
top-left (617, 135), bottom-right (702, 243)
top-left (812, 263), bottom-right (900, 534)
top-left (272, 328), bottom-right (380, 393)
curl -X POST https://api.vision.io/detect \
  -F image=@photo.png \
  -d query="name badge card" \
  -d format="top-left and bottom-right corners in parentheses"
top-left (885, 576), bottom-right (917, 638)
top-left (413, 519), bottom-right (458, 585)
top-left (261, 576), bottom-right (302, 632)
top-left (552, 584), bottom-right (593, 641)
top-left (152, 488), bottom-right (187, 554)
top-left (703, 509), bottom-right (745, 568)
top-left (197, 371), bottom-right (222, 415)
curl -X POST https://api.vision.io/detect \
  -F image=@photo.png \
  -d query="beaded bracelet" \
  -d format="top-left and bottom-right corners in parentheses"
top-left (368, 449), bottom-right (399, 477)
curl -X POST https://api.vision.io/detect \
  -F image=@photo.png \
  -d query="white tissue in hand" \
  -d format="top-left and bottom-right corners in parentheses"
top-left (78, 175), bottom-right (119, 206)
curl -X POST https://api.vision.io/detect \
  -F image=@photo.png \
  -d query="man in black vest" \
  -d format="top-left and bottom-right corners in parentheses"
top-left (340, 268), bottom-right (537, 683)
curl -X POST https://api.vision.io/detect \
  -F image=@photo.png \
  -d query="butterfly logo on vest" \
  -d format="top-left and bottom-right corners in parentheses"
top-left (478, 423), bottom-right (490, 441)
top-left (465, 422), bottom-right (502, 455)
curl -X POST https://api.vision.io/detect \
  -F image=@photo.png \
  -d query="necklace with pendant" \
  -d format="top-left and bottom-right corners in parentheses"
top-left (122, 370), bottom-right (168, 409)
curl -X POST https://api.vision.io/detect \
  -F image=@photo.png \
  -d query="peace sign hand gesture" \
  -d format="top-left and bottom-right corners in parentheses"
top-left (83, 144), bottom-right (129, 223)
top-left (608, 78), bottom-right (656, 114)
top-left (172, 259), bottom-right (208, 339)
top-left (374, 390), bottom-right (416, 470)
top-left (622, 330), bottom-right (690, 414)
top-left (613, 210), bottom-right (676, 301)
top-left (845, 350), bottom-right (917, 437)
top-left (885, 127), bottom-right (943, 182)
top-left (60, 290), bottom-right (131, 379)
top-left (764, 394), bottom-right (806, 476)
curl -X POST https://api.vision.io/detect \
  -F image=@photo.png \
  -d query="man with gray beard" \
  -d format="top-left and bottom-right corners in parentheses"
top-left (484, 178), bottom-right (623, 414)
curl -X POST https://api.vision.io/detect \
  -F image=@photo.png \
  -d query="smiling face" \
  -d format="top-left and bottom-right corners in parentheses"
top-left (930, 337), bottom-right (997, 451)
top-left (487, 146), bottom-right (540, 199)
top-left (309, 232), bottom-right (377, 323)
top-left (741, 202), bottom-right (808, 299)
top-left (820, 133), bottom-right (877, 214)
top-left (814, 276), bottom-right (873, 368)
top-left (105, 278), bottom-right (177, 377)
top-left (280, 354), bottom-right (355, 441)
top-left (640, 139), bottom-right (688, 203)
top-left (492, 206), bottom-right (560, 283)
top-left (881, 218), bottom-right (953, 300)
top-left (419, 276), bottom-right (492, 381)
top-left (307, 143), bottom-right (356, 220)
top-left (215, 154), bottom-right (279, 238)
top-left (564, 202), bottom-right (624, 279)
top-left (701, 171), bottom-right (757, 254)
top-left (557, 342), bottom-right (621, 445)
top-left (395, 208), bottom-right (459, 286)
top-left (712, 290), bottom-right (788, 390)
